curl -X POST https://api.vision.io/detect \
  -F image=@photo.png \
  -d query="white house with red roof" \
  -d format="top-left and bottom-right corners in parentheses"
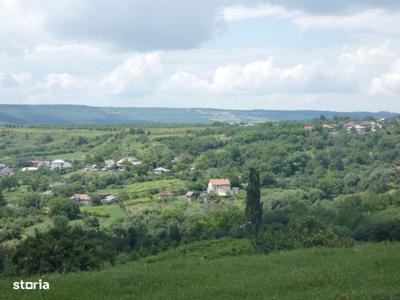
top-left (207, 179), bottom-right (231, 196)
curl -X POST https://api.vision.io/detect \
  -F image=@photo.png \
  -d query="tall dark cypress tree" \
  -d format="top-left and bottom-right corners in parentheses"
top-left (245, 167), bottom-right (262, 233)
top-left (0, 190), bottom-right (7, 207)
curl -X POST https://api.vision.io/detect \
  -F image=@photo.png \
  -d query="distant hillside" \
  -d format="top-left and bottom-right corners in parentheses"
top-left (0, 105), bottom-right (397, 125)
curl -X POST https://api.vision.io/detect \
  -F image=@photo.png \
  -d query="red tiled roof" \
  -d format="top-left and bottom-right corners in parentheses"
top-left (209, 179), bottom-right (231, 186)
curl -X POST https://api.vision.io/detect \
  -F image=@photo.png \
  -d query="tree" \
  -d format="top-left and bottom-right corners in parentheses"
top-left (10, 225), bottom-right (114, 275)
top-left (49, 198), bottom-right (80, 220)
top-left (21, 193), bottom-right (41, 209)
top-left (245, 168), bottom-right (263, 233)
top-left (1, 176), bottom-right (18, 192)
top-left (0, 190), bottom-right (7, 207)
top-left (91, 194), bottom-right (102, 206)
top-left (84, 216), bottom-right (100, 231)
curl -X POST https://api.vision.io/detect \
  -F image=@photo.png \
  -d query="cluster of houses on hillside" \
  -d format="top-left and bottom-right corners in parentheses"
top-left (158, 178), bottom-right (236, 202)
top-left (343, 121), bottom-right (381, 133)
top-left (303, 120), bottom-right (382, 134)
top-left (68, 193), bottom-right (118, 205)
top-left (68, 177), bottom-right (236, 206)
top-left (21, 159), bottom-right (72, 172)
top-left (84, 157), bottom-right (171, 175)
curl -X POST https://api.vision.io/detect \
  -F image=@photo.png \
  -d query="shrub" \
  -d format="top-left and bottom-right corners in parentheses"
top-left (48, 198), bottom-right (80, 220)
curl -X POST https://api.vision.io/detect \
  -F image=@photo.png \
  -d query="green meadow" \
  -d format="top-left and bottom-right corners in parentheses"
top-left (1, 241), bottom-right (399, 300)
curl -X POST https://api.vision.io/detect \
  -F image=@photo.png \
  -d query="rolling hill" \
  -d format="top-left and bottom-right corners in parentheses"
top-left (0, 104), bottom-right (397, 125)
top-left (1, 240), bottom-right (399, 300)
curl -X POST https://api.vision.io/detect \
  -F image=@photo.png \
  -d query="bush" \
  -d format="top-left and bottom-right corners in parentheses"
top-left (9, 225), bottom-right (115, 275)
top-left (355, 219), bottom-right (400, 241)
top-left (48, 198), bottom-right (80, 220)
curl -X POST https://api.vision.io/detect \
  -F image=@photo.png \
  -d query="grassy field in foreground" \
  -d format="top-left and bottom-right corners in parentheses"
top-left (1, 242), bottom-right (399, 300)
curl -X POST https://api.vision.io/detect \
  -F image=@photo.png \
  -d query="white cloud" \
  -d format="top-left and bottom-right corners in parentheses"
top-left (99, 53), bottom-right (164, 95)
top-left (294, 9), bottom-right (400, 35)
top-left (223, 4), bottom-right (297, 22)
top-left (211, 59), bottom-right (309, 92)
top-left (43, 0), bottom-right (224, 51)
top-left (230, 0), bottom-right (400, 15)
top-left (160, 71), bottom-right (208, 93)
top-left (223, 4), bottom-right (400, 35)
top-left (327, 41), bottom-right (399, 88)
top-left (161, 42), bottom-right (400, 100)
top-left (11, 72), bottom-right (33, 85)
top-left (370, 60), bottom-right (400, 95)
top-left (45, 73), bottom-right (82, 90)
top-left (162, 58), bottom-right (313, 96)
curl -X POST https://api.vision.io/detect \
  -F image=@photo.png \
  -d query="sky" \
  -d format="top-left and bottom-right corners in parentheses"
top-left (0, 0), bottom-right (400, 111)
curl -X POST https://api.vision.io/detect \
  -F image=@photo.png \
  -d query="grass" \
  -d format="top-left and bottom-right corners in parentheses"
top-left (22, 220), bottom-right (52, 237)
top-left (98, 179), bottom-right (186, 197)
top-left (1, 242), bottom-right (399, 300)
top-left (78, 204), bottom-right (126, 228)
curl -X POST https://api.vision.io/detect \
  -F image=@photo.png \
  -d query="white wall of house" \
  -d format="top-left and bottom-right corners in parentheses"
top-left (207, 183), bottom-right (231, 194)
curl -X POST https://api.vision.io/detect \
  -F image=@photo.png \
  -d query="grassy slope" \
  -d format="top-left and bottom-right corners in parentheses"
top-left (1, 242), bottom-right (399, 300)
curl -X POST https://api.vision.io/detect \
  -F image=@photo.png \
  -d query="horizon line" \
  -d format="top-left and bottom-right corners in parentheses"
top-left (0, 104), bottom-right (398, 114)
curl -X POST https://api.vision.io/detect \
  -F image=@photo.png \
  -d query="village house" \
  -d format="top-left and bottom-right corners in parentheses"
top-left (117, 157), bottom-right (141, 167)
top-left (51, 159), bottom-right (72, 170)
top-left (207, 179), bottom-right (231, 197)
top-left (343, 122), bottom-right (367, 133)
top-left (104, 159), bottom-right (115, 169)
top-left (185, 191), bottom-right (199, 199)
top-left (323, 124), bottom-right (336, 130)
top-left (31, 160), bottom-right (50, 168)
top-left (99, 193), bottom-right (118, 203)
top-left (303, 125), bottom-right (314, 131)
top-left (84, 164), bottom-right (100, 172)
top-left (0, 166), bottom-right (14, 177)
top-left (360, 121), bottom-right (377, 129)
top-left (156, 191), bottom-right (175, 201)
top-left (154, 167), bottom-right (171, 174)
top-left (70, 194), bottom-right (91, 205)
top-left (50, 182), bottom-right (66, 189)
top-left (22, 167), bottom-right (38, 172)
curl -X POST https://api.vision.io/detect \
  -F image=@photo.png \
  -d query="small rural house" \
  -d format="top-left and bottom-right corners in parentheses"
top-left (207, 179), bottom-right (231, 197)
top-left (104, 159), bottom-right (115, 169)
top-left (104, 195), bottom-right (118, 202)
top-left (186, 191), bottom-right (199, 199)
top-left (51, 160), bottom-right (72, 170)
top-left (154, 167), bottom-right (171, 174)
top-left (50, 182), bottom-right (66, 189)
top-left (343, 122), bottom-right (368, 133)
top-left (22, 167), bottom-right (38, 172)
top-left (31, 160), bottom-right (50, 168)
top-left (70, 194), bottom-right (91, 205)
top-left (303, 125), bottom-right (314, 131)
top-left (323, 124), bottom-right (336, 131)
top-left (99, 193), bottom-right (118, 203)
top-left (0, 167), bottom-right (14, 177)
top-left (156, 191), bottom-right (175, 201)
top-left (360, 121), bottom-right (377, 129)
top-left (117, 157), bottom-right (141, 167)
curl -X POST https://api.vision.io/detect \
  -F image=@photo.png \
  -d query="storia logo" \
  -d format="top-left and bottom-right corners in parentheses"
top-left (13, 279), bottom-right (50, 290)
